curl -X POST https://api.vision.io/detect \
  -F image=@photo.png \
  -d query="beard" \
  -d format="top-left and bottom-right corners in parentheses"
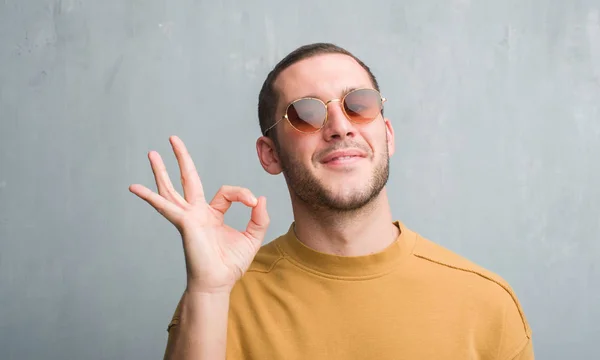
top-left (277, 139), bottom-right (390, 213)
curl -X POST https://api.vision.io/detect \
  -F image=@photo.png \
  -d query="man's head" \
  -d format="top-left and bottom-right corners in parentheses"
top-left (256, 43), bottom-right (395, 213)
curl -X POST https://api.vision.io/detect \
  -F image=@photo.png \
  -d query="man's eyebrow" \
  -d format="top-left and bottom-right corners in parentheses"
top-left (341, 87), bottom-right (357, 95)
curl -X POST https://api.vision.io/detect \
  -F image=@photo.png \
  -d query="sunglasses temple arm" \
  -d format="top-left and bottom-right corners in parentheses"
top-left (264, 116), bottom-right (285, 135)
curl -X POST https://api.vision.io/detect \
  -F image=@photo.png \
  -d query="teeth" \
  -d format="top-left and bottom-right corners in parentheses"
top-left (333, 156), bottom-right (353, 161)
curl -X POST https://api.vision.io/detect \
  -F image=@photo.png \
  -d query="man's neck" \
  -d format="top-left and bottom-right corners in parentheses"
top-left (290, 190), bottom-right (399, 257)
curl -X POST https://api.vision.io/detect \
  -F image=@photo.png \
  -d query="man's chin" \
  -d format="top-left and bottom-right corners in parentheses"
top-left (317, 189), bottom-right (379, 211)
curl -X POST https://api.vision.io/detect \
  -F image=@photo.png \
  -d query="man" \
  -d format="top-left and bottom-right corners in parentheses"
top-left (129, 43), bottom-right (534, 359)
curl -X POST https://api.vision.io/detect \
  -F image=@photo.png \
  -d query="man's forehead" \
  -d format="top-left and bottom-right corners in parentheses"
top-left (274, 53), bottom-right (373, 103)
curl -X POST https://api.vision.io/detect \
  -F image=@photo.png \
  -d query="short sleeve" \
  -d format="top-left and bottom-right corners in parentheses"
top-left (166, 296), bottom-right (183, 332)
top-left (509, 339), bottom-right (534, 360)
top-left (497, 290), bottom-right (534, 360)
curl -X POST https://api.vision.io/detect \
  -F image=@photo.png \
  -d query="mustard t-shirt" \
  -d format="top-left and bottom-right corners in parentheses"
top-left (168, 221), bottom-right (534, 359)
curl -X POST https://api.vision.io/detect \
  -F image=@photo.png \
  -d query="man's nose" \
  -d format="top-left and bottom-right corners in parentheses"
top-left (321, 100), bottom-right (356, 141)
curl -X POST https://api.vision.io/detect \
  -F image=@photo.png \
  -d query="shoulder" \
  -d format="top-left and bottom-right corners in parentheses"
top-left (410, 229), bottom-right (514, 293)
top-left (245, 236), bottom-right (287, 273)
top-left (404, 224), bottom-right (533, 339)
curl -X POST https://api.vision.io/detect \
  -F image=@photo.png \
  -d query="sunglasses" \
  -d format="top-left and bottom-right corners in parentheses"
top-left (264, 88), bottom-right (386, 134)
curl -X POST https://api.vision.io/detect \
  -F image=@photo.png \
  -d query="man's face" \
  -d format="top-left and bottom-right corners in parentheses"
top-left (267, 53), bottom-right (395, 212)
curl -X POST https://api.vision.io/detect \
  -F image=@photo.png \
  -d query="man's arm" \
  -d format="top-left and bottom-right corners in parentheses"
top-left (163, 290), bottom-right (231, 360)
top-left (129, 136), bottom-right (269, 360)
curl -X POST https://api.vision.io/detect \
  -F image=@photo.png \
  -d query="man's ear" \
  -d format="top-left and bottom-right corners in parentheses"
top-left (384, 117), bottom-right (395, 157)
top-left (256, 135), bottom-right (283, 175)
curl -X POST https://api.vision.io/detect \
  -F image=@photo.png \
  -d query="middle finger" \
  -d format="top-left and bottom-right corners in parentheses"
top-left (148, 151), bottom-right (186, 206)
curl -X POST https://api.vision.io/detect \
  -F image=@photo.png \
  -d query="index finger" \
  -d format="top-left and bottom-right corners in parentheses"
top-left (209, 185), bottom-right (258, 215)
top-left (169, 135), bottom-right (205, 204)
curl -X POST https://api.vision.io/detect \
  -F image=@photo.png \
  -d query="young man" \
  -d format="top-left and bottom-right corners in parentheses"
top-left (130, 43), bottom-right (534, 359)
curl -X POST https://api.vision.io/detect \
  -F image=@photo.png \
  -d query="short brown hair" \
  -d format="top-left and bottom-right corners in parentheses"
top-left (257, 43), bottom-right (381, 138)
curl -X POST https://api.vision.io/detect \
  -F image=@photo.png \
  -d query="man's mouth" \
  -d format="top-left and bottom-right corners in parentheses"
top-left (320, 149), bottom-right (367, 164)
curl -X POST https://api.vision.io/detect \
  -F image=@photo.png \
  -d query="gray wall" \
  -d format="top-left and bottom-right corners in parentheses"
top-left (1, 0), bottom-right (598, 359)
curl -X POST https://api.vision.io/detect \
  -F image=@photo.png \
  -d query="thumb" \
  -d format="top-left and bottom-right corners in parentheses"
top-left (245, 196), bottom-right (269, 242)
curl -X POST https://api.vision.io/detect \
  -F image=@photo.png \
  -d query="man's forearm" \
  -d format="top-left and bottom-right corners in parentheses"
top-left (163, 290), bottom-right (231, 360)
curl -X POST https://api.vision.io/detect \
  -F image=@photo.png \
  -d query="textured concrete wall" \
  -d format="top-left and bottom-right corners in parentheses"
top-left (1, 0), bottom-right (598, 359)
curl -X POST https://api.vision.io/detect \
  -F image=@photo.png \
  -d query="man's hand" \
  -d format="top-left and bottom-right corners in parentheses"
top-left (129, 135), bottom-right (269, 294)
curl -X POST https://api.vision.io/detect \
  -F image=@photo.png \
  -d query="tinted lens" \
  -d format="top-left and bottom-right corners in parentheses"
top-left (287, 98), bottom-right (327, 132)
top-left (343, 89), bottom-right (382, 123)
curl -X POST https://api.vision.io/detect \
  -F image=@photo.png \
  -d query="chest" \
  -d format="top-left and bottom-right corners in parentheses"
top-left (226, 281), bottom-right (495, 360)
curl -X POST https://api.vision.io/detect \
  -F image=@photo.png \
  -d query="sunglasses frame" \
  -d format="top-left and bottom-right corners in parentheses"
top-left (264, 88), bottom-right (387, 135)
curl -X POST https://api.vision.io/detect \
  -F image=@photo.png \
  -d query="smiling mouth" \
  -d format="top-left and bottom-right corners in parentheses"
top-left (327, 155), bottom-right (359, 162)
top-left (320, 148), bottom-right (368, 163)
top-left (322, 155), bottom-right (366, 167)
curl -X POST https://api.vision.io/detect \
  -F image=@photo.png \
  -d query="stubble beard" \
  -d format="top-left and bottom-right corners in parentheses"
top-left (277, 141), bottom-right (390, 214)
